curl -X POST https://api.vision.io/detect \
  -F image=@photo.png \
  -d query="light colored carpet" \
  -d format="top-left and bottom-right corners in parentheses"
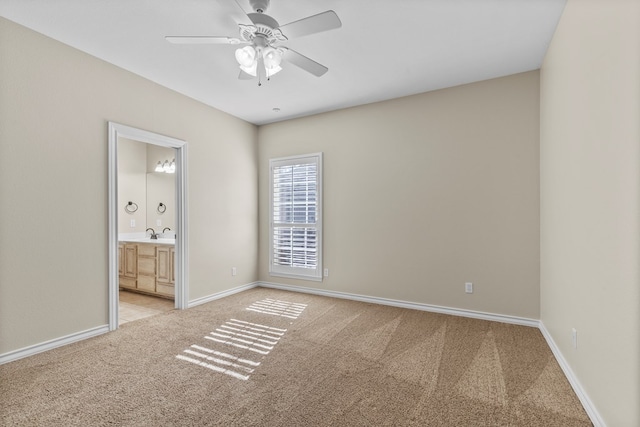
top-left (0, 287), bottom-right (592, 426)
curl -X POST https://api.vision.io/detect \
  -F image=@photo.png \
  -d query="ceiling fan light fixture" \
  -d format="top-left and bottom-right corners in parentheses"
top-left (239, 62), bottom-right (258, 76)
top-left (263, 47), bottom-right (282, 68)
top-left (267, 64), bottom-right (282, 76)
top-left (235, 46), bottom-right (257, 68)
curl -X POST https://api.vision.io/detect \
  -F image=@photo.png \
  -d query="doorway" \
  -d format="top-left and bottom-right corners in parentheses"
top-left (108, 122), bottom-right (189, 331)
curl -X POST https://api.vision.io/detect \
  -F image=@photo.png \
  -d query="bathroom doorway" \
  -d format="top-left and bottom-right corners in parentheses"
top-left (108, 122), bottom-right (189, 331)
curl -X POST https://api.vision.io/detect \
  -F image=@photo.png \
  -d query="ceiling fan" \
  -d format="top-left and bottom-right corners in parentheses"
top-left (166, 0), bottom-right (342, 84)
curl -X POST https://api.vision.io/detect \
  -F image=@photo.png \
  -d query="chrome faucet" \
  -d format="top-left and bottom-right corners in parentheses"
top-left (146, 227), bottom-right (159, 240)
top-left (163, 227), bottom-right (171, 233)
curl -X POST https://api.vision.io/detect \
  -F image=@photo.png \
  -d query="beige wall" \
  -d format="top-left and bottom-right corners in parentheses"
top-left (258, 71), bottom-right (540, 319)
top-left (540, 0), bottom-right (640, 425)
top-left (0, 17), bottom-right (258, 354)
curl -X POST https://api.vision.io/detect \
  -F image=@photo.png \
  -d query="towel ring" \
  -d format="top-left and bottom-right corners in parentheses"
top-left (157, 202), bottom-right (167, 214)
top-left (124, 201), bottom-right (138, 213)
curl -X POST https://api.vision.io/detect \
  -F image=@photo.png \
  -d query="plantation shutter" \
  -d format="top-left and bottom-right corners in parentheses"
top-left (269, 153), bottom-right (322, 281)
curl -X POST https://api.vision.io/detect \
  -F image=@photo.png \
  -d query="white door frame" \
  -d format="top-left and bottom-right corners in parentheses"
top-left (107, 122), bottom-right (189, 331)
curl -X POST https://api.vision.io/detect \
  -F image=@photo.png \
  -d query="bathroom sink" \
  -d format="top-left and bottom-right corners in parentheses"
top-left (154, 238), bottom-right (176, 245)
top-left (122, 237), bottom-right (175, 245)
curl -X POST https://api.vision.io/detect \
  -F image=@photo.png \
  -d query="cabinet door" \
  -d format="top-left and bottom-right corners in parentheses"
top-left (118, 244), bottom-right (124, 276)
top-left (157, 246), bottom-right (171, 284)
top-left (170, 247), bottom-right (175, 284)
top-left (123, 244), bottom-right (137, 278)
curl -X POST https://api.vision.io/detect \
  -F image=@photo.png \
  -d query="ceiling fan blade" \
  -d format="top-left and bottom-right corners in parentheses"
top-left (278, 10), bottom-right (341, 39)
top-left (165, 36), bottom-right (242, 44)
top-left (282, 48), bottom-right (328, 77)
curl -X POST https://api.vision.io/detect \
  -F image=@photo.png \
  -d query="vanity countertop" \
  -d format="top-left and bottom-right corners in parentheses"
top-left (119, 237), bottom-right (175, 245)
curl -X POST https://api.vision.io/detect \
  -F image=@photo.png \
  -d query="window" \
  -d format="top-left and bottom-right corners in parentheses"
top-left (269, 153), bottom-right (322, 281)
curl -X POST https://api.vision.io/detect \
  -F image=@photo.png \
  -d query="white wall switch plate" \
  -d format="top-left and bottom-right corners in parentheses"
top-left (130, 219), bottom-right (136, 228)
top-left (156, 219), bottom-right (162, 226)
top-left (232, 267), bottom-right (237, 276)
top-left (324, 268), bottom-right (329, 277)
top-left (571, 328), bottom-right (577, 349)
top-left (465, 282), bottom-right (473, 293)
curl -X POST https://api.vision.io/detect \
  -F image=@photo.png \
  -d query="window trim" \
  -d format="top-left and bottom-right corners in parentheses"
top-left (269, 152), bottom-right (323, 281)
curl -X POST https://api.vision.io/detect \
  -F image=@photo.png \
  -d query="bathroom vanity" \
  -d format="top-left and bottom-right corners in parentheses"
top-left (118, 239), bottom-right (175, 299)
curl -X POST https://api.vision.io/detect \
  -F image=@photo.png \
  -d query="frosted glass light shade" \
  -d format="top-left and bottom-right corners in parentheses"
top-left (263, 47), bottom-right (282, 69)
top-left (240, 62), bottom-right (258, 76)
top-left (235, 46), bottom-right (257, 67)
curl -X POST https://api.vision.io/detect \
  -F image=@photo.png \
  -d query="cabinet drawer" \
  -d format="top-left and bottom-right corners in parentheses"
top-left (137, 275), bottom-right (156, 292)
top-left (156, 283), bottom-right (174, 297)
top-left (137, 244), bottom-right (156, 257)
top-left (138, 257), bottom-right (156, 276)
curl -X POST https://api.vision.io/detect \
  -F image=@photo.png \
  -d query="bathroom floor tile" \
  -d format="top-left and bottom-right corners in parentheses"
top-left (118, 290), bottom-right (174, 325)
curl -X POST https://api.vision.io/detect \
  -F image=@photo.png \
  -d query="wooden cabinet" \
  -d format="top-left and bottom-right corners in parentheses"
top-left (156, 246), bottom-right (175, 297)
top-left (118, 245), bottom-right (123, 276)
top-left (136, 243), bottom-right (157, 292)
top-left (170, 247), bottom-right (175, 285)
top-left (118, 242), bottom-right (174, 299)
top-left (118, 243), bottom-right (138, 290)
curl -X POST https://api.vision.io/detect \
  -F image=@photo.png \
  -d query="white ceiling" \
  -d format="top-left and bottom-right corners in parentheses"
top-left (0, 0), bottom-right (566, 125)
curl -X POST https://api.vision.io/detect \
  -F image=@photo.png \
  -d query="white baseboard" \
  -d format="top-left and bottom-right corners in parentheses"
top-left (188, 282), bottom-right (259, 308)
top-left (0, 325), bottom-right (109, 365)
top-left (539, 322), bottom-right (606, 427)
top-left (257, 281), bottom-right (539, 327)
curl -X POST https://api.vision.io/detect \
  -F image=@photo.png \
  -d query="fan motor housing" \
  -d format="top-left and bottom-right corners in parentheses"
top-left (243, 13), bottom-right (287, 43)
top-left (250, 0), bottom-right (270, 14)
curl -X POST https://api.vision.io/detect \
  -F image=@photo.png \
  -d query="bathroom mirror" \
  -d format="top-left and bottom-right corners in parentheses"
top-left (117, 138), bottom-right (175, 236)
top-left (145, 143), bottom-right (176, 235)
top-left (146, 172), bottom-right (175, 235)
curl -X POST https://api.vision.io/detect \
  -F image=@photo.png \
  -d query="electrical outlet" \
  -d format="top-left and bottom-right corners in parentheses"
top-left (232, 267), bottom-right (237, 276)
top-left (323, 268), bottom-right (329, 277)
top-left (156, 219), bottom-right (162, 226)
top-left (571, 328), bottom-right (577, 349)
top-left (465, 282), bottom-right (473, 294)
top-left (130, 219), bottom-right (136, 228)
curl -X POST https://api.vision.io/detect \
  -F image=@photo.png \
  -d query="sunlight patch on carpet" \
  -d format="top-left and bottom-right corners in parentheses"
top-left (177, 319), bottom-right (289, 380)
top-left (246, 298), bottom-right (307, 319)
top-left (175, 355), bottom-right (252, 381)
top-left (207, 319), bottom-right (286, 354)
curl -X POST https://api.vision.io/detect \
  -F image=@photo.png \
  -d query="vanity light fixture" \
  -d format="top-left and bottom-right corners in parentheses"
top-left (155, 159), bottom-right (176, 174)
